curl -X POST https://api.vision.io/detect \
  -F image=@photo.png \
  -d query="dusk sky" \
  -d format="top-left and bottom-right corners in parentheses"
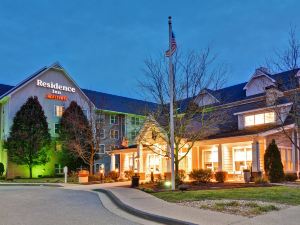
top-left (0, 0), bottom-right (300, 100)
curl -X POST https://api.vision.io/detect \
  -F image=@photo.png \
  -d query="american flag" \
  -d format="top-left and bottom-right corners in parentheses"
top-left (165, 32), bottom-right (177, 57)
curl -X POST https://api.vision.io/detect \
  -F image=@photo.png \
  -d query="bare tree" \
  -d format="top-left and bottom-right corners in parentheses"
top-left (138, 48), bottom-right (227, 180)
top-left (59, 100), bottom-right (99, 175)
top-left (267, 25), bottom-right (300, 72)
top-left (265, 26), bottom-right (300, 172)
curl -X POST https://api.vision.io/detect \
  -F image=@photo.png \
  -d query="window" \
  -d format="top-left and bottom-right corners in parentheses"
top-left (97, 144), bottom-right (105, 154)
top-left (130, 130), bottom-right (139, 140)
top-left (279, 147), bottom-right (292, 171)
top-left (244, 112), bottom-right (275, 127)
top-left (232, 146), bottom-right (252, 172)
top-left (54, 123), bottom-right (60, 134)
top-left (55, 164), bottom-right (63, 174)
top-left (131, 117), bottom-right (140, 125)
top-left (203, 148), bottom-right (218, 171)
top-left (110, 115), bottom-right (118, 124)
top-left (147, 154), bottom-right (161, 173)
top-left (110, 130), bottom-right (119, 139)
top-left (100, 129), bottom-right (105, 139)
top-left (55, 105), bottom-right (64, 117)
top-left (98, 114), bottom-right (105, 123)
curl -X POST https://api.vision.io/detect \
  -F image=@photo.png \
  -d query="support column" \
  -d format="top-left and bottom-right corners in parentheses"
top-left (110, 153), bottom-right (115, 171)
top-left (218, 144), bottom-right (223, 171)
top-left (292, 130), bottom-right (297, 172)
top-left (297, 129), bottom-right (300, 175)
top-left (252, 140), bottom-right (260, 172)
top-left (137, 144), bottom-right (143, 173)
top-left (132, 153), bottom-right (135, 172)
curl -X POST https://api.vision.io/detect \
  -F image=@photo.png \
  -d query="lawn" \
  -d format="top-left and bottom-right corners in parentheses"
top-left (0, 177), bottom-right (77, 183)
top-left (152, 186), bottom-right (300, 205)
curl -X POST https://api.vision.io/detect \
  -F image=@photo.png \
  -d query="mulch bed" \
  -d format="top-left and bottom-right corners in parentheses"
top-left (139, 182), bottom-right (273, 192)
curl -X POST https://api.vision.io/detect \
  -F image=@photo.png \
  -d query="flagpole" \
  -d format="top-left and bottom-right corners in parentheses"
top-left (168, 16), bottom-right (175, 191)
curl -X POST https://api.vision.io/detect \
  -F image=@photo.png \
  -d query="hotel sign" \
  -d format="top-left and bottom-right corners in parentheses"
top-left (36, 79), bottom-right (75, 101)
top-left (36, 79), bottom-right (76, 93)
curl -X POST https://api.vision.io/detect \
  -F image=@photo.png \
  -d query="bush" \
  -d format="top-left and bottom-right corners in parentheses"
top-left (285, 173), bottom-right (298, 182)
top-left (215, 171), bottom-right (228, 183)
top-left (107, 171), bottom-right (119, 181)
top-left (189, 169), bottom-right (212, 183)
top-left (176, 170), bottom-right (186, 185)
top-left (0, 162), bottom-right (4, 176)
top-left (124, 170), bottom-right (134, 180)
top-left (88, 175), bottom-right (101, 182)
top-left (254, 177), bottom-right (269, 185)
top-left (264, 139), bottom-right (285, 183)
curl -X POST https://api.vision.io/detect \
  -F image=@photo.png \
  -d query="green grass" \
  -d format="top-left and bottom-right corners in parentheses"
top-left (0, 177), bottom-right (74, 183)
top-left (152, 186), bottom-right (300, 205)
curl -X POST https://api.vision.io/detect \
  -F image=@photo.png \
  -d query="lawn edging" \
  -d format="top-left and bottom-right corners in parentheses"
top-left (94, 188), bottom-right (198, 225)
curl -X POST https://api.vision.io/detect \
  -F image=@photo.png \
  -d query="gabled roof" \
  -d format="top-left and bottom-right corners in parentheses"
top-left (0, 62), bottom-right (157, 115)
top-left (243, 67), bottom-right (275, 90)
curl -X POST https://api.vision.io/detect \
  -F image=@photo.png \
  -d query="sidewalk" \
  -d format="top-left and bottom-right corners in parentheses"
top-left (64, 182), bottom-right (300, 225)
top-left (63, 182), bottom-right (245, 225)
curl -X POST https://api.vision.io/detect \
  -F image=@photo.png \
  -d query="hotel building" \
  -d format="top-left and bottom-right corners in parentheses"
top-left (0, 63), bottom-right (155, 178)
top-left (112, 67), bottom-right (300, 181)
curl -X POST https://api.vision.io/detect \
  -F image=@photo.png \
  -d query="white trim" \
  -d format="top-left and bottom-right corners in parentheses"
top-left (100, 128), bottom-right (105, 139)
top-left (0, 63), bottom-right (95, 108)
top-left (110, 129), bottom-right (119, 140)
top-left (258, 124), bottom-right (295, 137)
top-left (97, 144), bottom-right (105, 154)
top-left (233, 102), bottom-right (293, 115)
top-left (243, 73), bottom-right (276, 90)
top-left (110, 114), bottom-right (119, 125)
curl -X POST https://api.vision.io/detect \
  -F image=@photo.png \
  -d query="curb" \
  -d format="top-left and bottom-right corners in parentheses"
top-left (94, 188), bottom-right (198, 225)
top-left (0, 183), bottom-right (63, 187)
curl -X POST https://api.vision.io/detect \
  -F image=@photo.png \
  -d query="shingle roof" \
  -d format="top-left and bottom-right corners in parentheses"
top-left (0, 83), bottom-right (13, 96)
top-left (82, 89), bottom-right (157, 115)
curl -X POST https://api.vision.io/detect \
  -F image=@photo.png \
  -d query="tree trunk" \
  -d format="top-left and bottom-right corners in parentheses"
top-left (89, 158), bottom-right (94, 175)
top-left (29, 165), bottom-right (32, 178)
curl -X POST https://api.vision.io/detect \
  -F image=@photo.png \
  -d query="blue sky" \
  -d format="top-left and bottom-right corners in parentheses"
top-left (0, 0), bottom-right (299, 99)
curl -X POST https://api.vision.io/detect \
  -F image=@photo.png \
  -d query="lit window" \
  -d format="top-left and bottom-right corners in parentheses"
top-left (110, 130), bottom-right (119, 139)
top-left (245, 115), bottom-right (254, 126)
top-left (244, 112), bottom-right (275, 127)
top-left (98, 144), bottom-right (105, 154)
top-left (254, 113), bottom-right (264, 125)
top-left (55, 105), bottom-right (64, 117)
top-left (147, 154), bottom-right (160, 173)
top-left (233, 147), bottom-right (252, 171)
top-left (110, 115), bottom-right (118, 124)
top-left (203, 148), bottom-right (218, 171)
top-left (265, 112), bottom-right (275, 123)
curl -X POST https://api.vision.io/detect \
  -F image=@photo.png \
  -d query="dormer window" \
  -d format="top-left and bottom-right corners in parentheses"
top-left (244, 112), bottom-right (275, 127)
top-left (243, 67), bottom-right (275, 97)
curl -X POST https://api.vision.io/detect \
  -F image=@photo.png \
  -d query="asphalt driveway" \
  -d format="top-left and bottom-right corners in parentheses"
top-left (0, 186), bottom-right (139, 225)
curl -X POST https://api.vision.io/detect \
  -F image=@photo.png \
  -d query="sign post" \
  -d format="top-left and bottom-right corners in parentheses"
top-left (63, 166), bottom-right (68, 184)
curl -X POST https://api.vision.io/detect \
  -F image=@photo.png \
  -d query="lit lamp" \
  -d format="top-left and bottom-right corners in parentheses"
top-left (115, 168), bottom-right (119, 173)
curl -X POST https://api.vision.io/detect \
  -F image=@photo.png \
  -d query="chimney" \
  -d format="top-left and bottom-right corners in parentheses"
top-left (265, 84), bottom-right (283, 106)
